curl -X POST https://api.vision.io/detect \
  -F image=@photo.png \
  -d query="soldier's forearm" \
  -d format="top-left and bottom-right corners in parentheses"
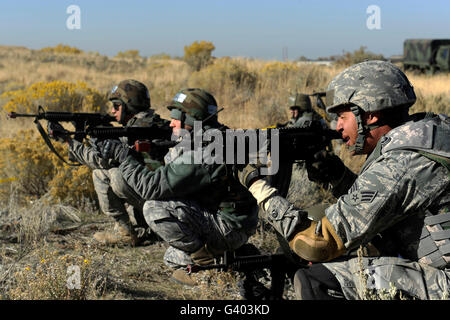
top-left (330, 166), bottom-right (357, 198)
top-left (68, 139), bottom-right (111, 169)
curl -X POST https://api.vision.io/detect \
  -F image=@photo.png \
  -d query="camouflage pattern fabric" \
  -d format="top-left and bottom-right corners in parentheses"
top-left (92, 167), bottom-right (145, 222)
top-left (68, 110), bottom-right (167, 224)
top-left (258, 114), bottom-right (450, 299)
top-left (323, 256), bottom-right (450, 300)
top-left (143, 199), bottom-right (257, 268)
top-left (118, 129), bottom-right (259, 268)
top-left (108, 79), bottom-right (151, 113)
top-left (326, 60), bottom-right (416, 114)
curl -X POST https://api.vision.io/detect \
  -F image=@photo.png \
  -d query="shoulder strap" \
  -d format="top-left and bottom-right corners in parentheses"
top-left (34, 119), bottom-right (81, 167)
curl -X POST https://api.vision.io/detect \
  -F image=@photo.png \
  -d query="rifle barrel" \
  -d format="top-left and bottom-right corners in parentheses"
top-left (7, 112), bottom-right (38, 118)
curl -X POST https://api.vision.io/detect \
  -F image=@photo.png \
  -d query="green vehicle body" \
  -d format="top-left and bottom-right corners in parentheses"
top-left (403, 39), bottom-right (450, 74)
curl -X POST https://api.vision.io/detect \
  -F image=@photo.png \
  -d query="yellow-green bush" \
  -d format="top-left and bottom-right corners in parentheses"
top-left (0, 130), bottom-right (96, 207)
top-left (334, 46), bottom-right (385, 67)
top-left (184, 40), bottom-right (216, 71)
top-left (115, 50), bottom-right (140, 59)
top-left (1, 80), bottom-right (108, 114)
top-left (188, 57), bottom-right (257, 98)
top-left (40, 44), bottom-right (83, 55)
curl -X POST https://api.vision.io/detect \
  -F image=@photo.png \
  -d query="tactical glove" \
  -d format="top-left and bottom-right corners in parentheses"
top-left (47, 121), bottom-right (70, 143)
top-left (234, 161), bottom-right (267, 189)
top-left (305, 150), bottom-right (346, 184)
top-left (97, 139), bottom-right (131, 163)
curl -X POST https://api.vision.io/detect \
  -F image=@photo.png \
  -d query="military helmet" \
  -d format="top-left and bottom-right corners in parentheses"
top-left (167, 88), bottom-right (218, 126)
top-left (326, 60), bottom-right (416, 114)
top-left (108, 79), bottom-right (151, 114)
top-left (288, 93), bottom-right (312, 112)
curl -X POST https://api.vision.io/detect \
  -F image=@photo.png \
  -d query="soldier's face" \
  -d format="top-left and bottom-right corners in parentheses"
top-left (170, 119), bottom-right (192, 136)
top-left (290, 109), bottom-right (299, 119)
top-left (170, 118), bottom-right (182, 135)
top-left (336, 108), bottom-right (358, 154)
top-left (336, 108), bottom-right (384, 155)
top-left (111, 103), bottom-right (122, 122)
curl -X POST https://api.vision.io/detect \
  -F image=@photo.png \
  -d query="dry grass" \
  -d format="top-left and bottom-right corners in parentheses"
top-left (0, 45), bottom-right (449, 300)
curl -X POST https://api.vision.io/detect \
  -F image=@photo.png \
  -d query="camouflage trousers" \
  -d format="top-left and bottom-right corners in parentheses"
top-left (92, 168), bottom-right (146, 225)
top-left (323, 256), bottom-right (450, 300)
top-left (143, 199), bottom-right (258, 269)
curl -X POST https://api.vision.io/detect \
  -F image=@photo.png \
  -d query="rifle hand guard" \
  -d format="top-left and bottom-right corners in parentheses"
top-left (47, 121), bottom-right (70, 143)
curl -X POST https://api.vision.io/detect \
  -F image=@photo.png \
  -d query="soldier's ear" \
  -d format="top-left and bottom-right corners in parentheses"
top-left (365, 111), bottom-right (381, 125)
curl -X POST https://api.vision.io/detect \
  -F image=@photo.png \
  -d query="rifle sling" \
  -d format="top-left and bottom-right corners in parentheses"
top-left (34, 119), bottom-right (81, 167)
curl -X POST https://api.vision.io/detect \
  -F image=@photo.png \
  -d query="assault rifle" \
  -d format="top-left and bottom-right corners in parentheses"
top-left (187, 251), bottom-right (303, 300)
top-left (253, 120), bottom-right (341, 197)
top-left (8, 106), bottom-right (116, 142)
top-left (7, 106), bottom-right (117, 165)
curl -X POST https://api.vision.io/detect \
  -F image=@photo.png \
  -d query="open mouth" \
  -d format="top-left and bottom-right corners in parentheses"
top-left (342, 136), bottom-right (350, 145)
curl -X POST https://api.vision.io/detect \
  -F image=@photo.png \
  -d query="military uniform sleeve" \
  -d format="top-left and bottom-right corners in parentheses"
top-left (119, 152), bottom-right (215, 200)
top-left (326, 150), bottom-right (449, 251)
top-left (68, 139), bottom-right (115, 169)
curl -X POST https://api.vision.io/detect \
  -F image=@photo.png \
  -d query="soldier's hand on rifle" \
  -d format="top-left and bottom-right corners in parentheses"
top-left (234, 161), bottom-right (268, 188)
top-left (47, 121), bottom-right (70, 143)
top-left (97, 139), bottom-right (131, 163)
top-left (305, 150), bottom-right (345, 183)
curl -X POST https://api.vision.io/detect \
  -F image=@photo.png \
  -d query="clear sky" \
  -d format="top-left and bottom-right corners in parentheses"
top-left (0, 0), bottom-right (449, 60)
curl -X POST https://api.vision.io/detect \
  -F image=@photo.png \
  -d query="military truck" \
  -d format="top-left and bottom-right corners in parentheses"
top-left (403, 39), bottom-right (450, 74)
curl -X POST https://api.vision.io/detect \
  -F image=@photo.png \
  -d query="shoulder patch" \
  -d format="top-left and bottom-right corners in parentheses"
top-left (346, 190), bottom-right (378, 206)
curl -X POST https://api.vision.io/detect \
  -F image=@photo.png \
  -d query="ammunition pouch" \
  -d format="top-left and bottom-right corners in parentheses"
top-left (417, 211), bottom-right (450, 269)
top-left (217, 200), bottom-right (256, 230)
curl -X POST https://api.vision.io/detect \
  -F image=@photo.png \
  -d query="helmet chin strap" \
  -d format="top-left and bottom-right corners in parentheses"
top-left (349, 105), bottom-right (384, 154)
top-left (118, 102), bottom-right (130, 125)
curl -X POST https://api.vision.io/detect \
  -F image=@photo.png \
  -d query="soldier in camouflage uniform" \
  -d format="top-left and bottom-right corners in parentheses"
top-left (63, 80), bottom-right (170, 246)
top-left (97, 88), bottom-right (259, 286)
top-left (286, 93), bottom-right (324, 128)
top-left (236, 60), bottom-right (450, 299)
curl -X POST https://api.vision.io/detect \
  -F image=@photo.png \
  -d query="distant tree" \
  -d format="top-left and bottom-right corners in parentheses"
top-left (115, 50), bottom-right (140, 59)
top-left (297, 56), bottom-right (310, 61)
top-left (184, 41), bottom-right (215, 71)
top-left (334, 46), bottom-right (385, 67)
top-left (40, 44), bottom-right (83, 55)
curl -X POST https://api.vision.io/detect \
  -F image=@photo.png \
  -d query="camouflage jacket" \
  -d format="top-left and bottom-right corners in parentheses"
top-left (118, 130), bottom-right (257, 226)
top-left (325, 113), bottom-right (450, 262)
top-left (68, 110), bottom-right (169, 169)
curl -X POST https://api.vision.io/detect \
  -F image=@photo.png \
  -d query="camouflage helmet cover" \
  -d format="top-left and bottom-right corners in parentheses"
top-left (167, 88), bottom-right (218, 121)
top-left (108, 79), bottom-right (151, 113)
top-left (326, 60), bottom-right (416, 114)
top-left (288, 93), bottom-right (312, 112)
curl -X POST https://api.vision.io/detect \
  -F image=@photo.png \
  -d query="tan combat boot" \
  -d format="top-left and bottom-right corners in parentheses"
top-left (171, 269), bottom-right (198, 287)
top-left (170, 245), bottom-right (216, 287)
top-left (93, 220), bottom-right (137, 246)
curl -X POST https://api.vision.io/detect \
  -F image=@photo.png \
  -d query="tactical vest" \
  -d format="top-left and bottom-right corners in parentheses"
top-left (362, 113), bottom-right (450, 269)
